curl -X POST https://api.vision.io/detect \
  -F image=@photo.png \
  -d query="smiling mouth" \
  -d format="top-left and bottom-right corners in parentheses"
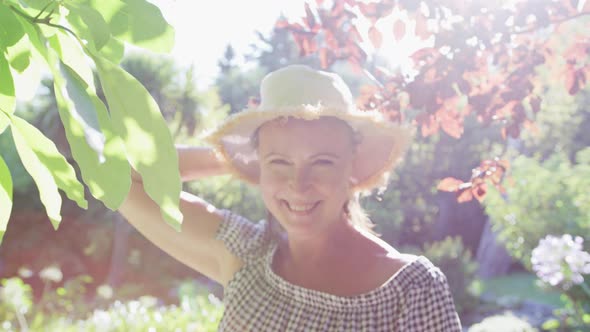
top-left (282, 200), bottom-right (320, 214)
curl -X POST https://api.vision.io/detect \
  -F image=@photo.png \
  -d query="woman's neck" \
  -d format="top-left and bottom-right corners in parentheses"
top-left (273, 222), bottom-right (404, 296)
top-left (278, 222), bottom-right (364, 270)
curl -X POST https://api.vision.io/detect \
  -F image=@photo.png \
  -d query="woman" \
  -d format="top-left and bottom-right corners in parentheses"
top-left (119, 65), bottom-right (462, 331)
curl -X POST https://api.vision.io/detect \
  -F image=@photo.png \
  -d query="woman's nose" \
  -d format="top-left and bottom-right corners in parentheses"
top-left (289, 167), bottom-right (312, 192)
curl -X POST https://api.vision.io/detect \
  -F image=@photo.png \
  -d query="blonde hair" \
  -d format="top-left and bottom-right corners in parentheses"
top-left (345, 194), bottom-right (378, 235)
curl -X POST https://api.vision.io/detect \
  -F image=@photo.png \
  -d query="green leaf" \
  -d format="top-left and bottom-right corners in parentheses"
top-left (65, 2), bottom-right (111, 51)
top-left (0, 111), bottom-right (8, 134)
top-left (14, 14), bottom-right (49, 62)
top-left (10, 54), bottom-right (41, 102)
top-left (94, 56), bottom-right (182, 229)
top-left (9, 50), bottom-right (30, 72)
top-left (0, 52), bottom-right (16, 114)
top-left (56, 62), bottom-right (104, 157)
top-left (53, 59), bottom-right (131, 209)
top-left (89, 0), bottom-right (175, 53)
top-left (87, 95), bottom-right (131, 208)
top-left (17, 0), bottom-right (56, 10)
top-left (5, 17), bottom-right (46, 102)
top-left (49, 31), bottom-right (95, 94)
top-left (98, 36), bottom-right (124, 64)
top-left (6, 21), bottom-right (32, 71)
top-left (6, 33), bottom-right (42, 101)
top-left (0, 5), bottom-right (25, 49)
top-left (10, 118), bottom-right (62, 228)
top-left (3, 0), bottom-right (27, 7)
top-left (542, 318), bottom-right (560, 330)
top-left (0, 152), bottom-right (13, 245)
top-left (12, 116), bottom-right (87, 210)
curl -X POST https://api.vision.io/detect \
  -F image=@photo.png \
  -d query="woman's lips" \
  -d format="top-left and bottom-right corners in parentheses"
top-left (281, 200), bottom-right (321, 215)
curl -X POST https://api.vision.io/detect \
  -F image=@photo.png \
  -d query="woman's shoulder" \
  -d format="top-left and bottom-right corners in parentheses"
top-left (375, 252), bottom-right (418, 278)
top-left (346, 231), bottom-right (449, 295)
top-left (349, 251), bottom-right (445, 299)
top-left (216, 210), bottom-right (278, 264)
top-left (384, 253), bottom-right (449, 291)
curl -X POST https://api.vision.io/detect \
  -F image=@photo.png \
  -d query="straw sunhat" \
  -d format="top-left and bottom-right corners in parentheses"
top-left (204, 65), bottom-right (413, 193)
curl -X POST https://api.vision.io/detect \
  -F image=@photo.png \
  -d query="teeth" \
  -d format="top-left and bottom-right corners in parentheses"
top-left (287, 202), bottom-right (316, 212)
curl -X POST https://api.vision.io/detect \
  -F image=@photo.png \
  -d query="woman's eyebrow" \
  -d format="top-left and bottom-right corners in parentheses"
top-left (262, 152), bottom-right (341, 160)
top-left (262, 152), bottom-right (287, 160)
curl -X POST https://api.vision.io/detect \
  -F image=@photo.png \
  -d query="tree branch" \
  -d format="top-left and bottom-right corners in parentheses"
top-left (9, 4), bottom-right (93, 57)
top-left (9, 4), bottom-right (77, 38)
top-left (513, 11), bottom-right (590, 35)
top-left (0, 107), bottom-right (14, 119)
top-left (33, 1), bottom-right (55, 21)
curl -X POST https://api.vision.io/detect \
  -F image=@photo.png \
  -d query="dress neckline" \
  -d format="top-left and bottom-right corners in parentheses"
top-left (263, 241), bottom-right (425, 308)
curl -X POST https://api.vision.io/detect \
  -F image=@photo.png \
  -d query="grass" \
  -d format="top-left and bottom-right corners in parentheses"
top-left (481, 272), bottom-right (564, 307)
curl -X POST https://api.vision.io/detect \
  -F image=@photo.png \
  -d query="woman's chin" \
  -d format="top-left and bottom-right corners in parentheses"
top-left (277, 201), bottom-right (322, 231)
top-left (277, 203), bottom-right (346, 237)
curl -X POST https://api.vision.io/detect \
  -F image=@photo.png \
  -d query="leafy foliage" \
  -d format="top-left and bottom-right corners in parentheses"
top-left (95, 55), bottom-right (182, 228)
top-left (422, 236), bottom-right (479, 315)
top-left (484, 148), bottom-right (590, 265)
top-left (0, 156), bottom-right (12, 241)
top-left (0, 0), bottom-right (182, 242)
top-left (248, 25), bottom-right (320, 72)
top-left (281, 1), bottom-right (590, 201)
top-left (215, 24), bottom-right (323, 116)
top-left (0, 278), bottom-right (33, 321)
top-left (173, 93), bottom-right (267, 221)
top-left (0, 54), bottom-right (221, 303)
top-left (519, 78), bottom-right (590, 163)
top-left (215, 58), bottom-right (264, 115)
top-left (363, 112), bottom-right (501, 247)
top-left (0, 275), bottom-right (222, 332)
top-left (0, 133), bottom-right (31, 194)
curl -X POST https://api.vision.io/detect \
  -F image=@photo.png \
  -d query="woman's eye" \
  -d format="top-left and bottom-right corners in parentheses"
top-left (314, 159), bottom-right (334, 166)
top-left (270, 159), bottom-right (289, 165)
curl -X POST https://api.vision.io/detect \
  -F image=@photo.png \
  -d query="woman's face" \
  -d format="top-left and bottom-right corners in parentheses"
top-left (257, 117), bottom-right (356, 237)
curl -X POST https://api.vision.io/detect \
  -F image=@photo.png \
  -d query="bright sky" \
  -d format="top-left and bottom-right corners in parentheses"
top-left (151, 0), bottom-right (307, 85)
top-left (150, 0), bottom-right (427, 87)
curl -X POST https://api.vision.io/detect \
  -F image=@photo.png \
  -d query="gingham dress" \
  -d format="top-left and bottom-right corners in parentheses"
top-left (216, 211), bottom-right (462, 331)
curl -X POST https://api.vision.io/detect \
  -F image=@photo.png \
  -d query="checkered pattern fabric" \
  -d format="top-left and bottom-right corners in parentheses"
top-left (216, 211), bottom-right (462, 331)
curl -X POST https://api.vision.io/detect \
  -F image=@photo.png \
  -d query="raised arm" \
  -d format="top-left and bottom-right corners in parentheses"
top-left (175, 145), bottom-right (230, 181)
top-left (119, 145), bottom-right (242, 286)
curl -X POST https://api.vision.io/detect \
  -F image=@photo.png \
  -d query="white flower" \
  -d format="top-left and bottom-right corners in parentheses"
top-left (39, 265), bottom-right (63, 283)
top-left (0, 278), bottom-right (32, 313)
top-left (531, 234), bottom-right (590, 289)
top-left (90, 310), bottom-right (112, 330)
top-left (18, 267), bottom-right (33, 278)
top-left (96, 284), bottom-right (113, 300)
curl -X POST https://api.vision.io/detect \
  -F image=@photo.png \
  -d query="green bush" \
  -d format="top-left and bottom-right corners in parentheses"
top-left (484, 148), bottom-right (590, 330)
top-left (188, 175), bottom-right (266, 221)
top-left (0, 278), bottom-right (33, 327)
top-left (362, 184), bottom-right (405, 244)
top-left (1, 295), bottom-right (223, 332)
top-left (0, 276), bottom-right (223, 332)
top-left (41, 296), bottom-right (221, 332)
top-left (468, 313), bottom-right (537, 332)
top-left (484, 148), bottom-right (590, 266)
top-left (423, 236), bottom-right (480, 314)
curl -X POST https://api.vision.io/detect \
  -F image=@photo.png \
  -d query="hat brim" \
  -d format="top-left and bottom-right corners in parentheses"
top-left (203, 105), bottom-right (414, 193)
